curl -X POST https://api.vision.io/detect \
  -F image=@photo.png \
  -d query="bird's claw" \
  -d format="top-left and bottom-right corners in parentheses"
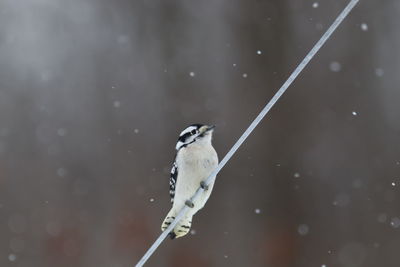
top-left (185, 200), bottom-right (194, 208)
top-left (200, 181), bottom-right (209, 190)
top-left (169, 232), bottom-right (177, 239)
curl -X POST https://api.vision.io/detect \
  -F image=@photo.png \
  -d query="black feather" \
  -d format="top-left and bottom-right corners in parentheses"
top-left (169, 158), bottom-right (178, 203)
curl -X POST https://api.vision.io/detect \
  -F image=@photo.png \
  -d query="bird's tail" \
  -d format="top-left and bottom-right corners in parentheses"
top-left (161, 209), bottom-right (192, 239)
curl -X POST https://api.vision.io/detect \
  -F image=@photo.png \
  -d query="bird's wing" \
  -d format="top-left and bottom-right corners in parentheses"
top-left (169, 158), bottom-right (178, 203)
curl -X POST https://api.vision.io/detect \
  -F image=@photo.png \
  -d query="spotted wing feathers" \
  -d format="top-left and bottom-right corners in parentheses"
top-left (169, 160), bottom-right (178, 203)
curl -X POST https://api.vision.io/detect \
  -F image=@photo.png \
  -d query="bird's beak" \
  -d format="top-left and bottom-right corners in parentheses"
top-left (206, 125), bottom-right (216, 132)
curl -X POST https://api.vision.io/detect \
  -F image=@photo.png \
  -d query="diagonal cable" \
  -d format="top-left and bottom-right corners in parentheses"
top-left (135, 0), bottom-right (359, 266)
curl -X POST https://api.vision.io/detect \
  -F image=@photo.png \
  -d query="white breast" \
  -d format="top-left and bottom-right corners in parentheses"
top-left (173, 143), bottom-right (218, 214)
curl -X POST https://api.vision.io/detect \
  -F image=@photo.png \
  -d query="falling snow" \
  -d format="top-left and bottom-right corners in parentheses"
top-left (57, 128), bottom-right (67, 136)
top-left (113, 101), bottom-right (121, 108)
top-left (117, 35), bottom-right (129, 44)
top-left (254, 208), bottom-right (261, 214)
top-left (8, 254), bottom-right (17, 262)
top-left (298, 224), bottom-right (309, 236)
top-left (352, 111), bottom-right (358, 116)
top-left (390, 217), bottom-right (400, 228)
top-left (189, 71), bottom-right (195, 77)
top-left (375, 68), bottom-right (384, 77)
top-left (57, 168), bottom-right (66, 177)
top-left (312, 2), bottom-right (319, 8)
top-left (329, 61), bottom-right (342, 72)
top-left (333, 193), bottom-right (350, 207)
top-left (360, 23), bottom-right (368, 31)
top-left (242, 73), bottom-right (248, 78)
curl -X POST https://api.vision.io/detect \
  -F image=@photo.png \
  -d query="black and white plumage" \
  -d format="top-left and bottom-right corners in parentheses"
top-left (161, 124), bottom-right (218, 239)
top-left (169, 161), bottom-right (177, 202)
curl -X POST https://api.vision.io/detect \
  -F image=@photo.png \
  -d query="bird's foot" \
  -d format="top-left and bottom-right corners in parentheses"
top-left (200, 181), bottom-right (209, 190)
top-left (169, 232), bottom-right (177, 240)
top-left (185, 200), bottom-right (194, 208)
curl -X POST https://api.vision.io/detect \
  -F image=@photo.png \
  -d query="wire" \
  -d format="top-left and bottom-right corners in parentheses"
top-left (135, 0), bottom-right (359, 266)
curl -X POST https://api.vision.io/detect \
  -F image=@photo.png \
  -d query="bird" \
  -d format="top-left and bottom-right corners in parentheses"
top-left (161, 124), bottom-right (218, 239)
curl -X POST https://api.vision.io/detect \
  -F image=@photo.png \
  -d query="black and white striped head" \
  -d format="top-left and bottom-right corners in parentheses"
top-left (175, 124), bottom-right (215, 150)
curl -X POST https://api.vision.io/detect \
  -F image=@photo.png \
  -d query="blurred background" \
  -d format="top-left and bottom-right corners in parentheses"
top-left (0, 0), bottom-right (399, 266)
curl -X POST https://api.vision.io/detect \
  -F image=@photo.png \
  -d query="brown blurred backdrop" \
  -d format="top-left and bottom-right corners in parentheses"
top-left (0, 0), bottom-right (399, 266)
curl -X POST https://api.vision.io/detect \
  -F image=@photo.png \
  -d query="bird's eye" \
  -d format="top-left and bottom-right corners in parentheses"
top-left (191, 130), bottom-right (196, 135)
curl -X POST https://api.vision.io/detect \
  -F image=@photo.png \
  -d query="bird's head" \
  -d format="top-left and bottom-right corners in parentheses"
top-left (175, 124), bottom-right (215, 150)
